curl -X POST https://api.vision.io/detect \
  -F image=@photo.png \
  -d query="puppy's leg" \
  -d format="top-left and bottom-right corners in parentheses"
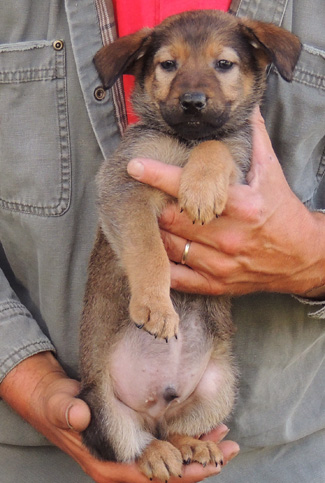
top-left (179, 140), bottom-right (239, 224)
top-left (100, 192), bottom-right (179, 340)
top-left (165, 341), bottom-right (236, 468)
top-left (80, 382), bottom-right (155, 463)
top-left (81, 382), bottom-right (183, 480)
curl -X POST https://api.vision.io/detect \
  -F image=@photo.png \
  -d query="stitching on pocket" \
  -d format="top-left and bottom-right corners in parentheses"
top-left (0, 68), bottom-right (57, 83)
top-left (271, 44), bottom-right (325, 91)
top-left (293, 67), bottom-right (325, 91)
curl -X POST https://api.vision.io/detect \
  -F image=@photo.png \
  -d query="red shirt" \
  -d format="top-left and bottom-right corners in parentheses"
top-left (112, 0), bottom-right (232, 122)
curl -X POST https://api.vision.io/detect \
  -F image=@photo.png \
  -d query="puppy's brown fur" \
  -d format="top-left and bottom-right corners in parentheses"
top-left (79, 10), bottom-right (301, 481)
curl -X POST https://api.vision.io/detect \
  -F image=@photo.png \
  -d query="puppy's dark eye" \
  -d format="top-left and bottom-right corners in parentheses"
top-left (160, 60), bottom-right (177, 72)
top-left (215, 60), bottom-right (234, 71)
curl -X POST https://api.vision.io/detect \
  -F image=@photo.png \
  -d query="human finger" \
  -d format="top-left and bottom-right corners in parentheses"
top-left (200, 424), bottom-right (230, 443)
top-left (175, 461), bottom-right (221, 481)
top-left (246, 107), bottom-right (285, 189)
top-left (159, 204), bottom-right (223, 247)
top-left (217, 440), bottom-right (240, 465)
top-left (127, 158), bottom-right (182, 197)
top-left (250, 107), bottom-right (276, 163)
top-left (161, 229), bottom-right (237, 280)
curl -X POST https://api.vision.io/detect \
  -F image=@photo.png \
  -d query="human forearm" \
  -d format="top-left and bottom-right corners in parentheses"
top-left (0, 268), bottom-right (55, 384)
top-left (297, 211), bottom-right (325, 299)
top-left (0, 351), bottom-right (86, 440)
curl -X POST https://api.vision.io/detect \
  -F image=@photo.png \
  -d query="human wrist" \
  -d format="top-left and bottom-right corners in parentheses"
top-left (0, 351), bottom-right (67, 422)
top-left (295, 211), bottom-right (325, 297)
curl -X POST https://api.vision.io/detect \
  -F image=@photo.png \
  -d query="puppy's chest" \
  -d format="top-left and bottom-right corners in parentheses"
top-left (121, 126), bottom-right (192, 168)
top-left (118, 125), bottom-right (251, 178)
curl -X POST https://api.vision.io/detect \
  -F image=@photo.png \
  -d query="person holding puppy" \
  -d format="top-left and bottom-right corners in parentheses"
top-left (0, 1), bottom-right (324, 483)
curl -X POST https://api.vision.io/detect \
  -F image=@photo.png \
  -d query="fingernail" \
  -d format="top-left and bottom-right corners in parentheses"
top-left (127, 159), bottom-right (144, 179)
top-left (65, 404), bottom-right (76, 431)
top-left (219, 428), bottom-right (230, 440)
top-left (227, 448), bottom-right (240, 463)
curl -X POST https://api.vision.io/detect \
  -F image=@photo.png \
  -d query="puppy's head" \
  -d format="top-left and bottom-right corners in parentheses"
top-left (95, 10), bottom-right (301, 140)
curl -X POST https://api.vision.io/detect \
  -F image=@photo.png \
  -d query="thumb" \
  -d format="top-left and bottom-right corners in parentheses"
top-left (65, 397), bottom-right (91, 433)
top-left (247, 107), bottom-right (280, 186)
top-left (46, 379), bottom-right (91, 432)
top-left (127, 158), bottom-right (182, 197)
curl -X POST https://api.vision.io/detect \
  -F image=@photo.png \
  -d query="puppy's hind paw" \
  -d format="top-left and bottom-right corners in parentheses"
top-left (169, 435), bottom-right (224, 468)
top-left (137, 440), bottom-right (183, 481)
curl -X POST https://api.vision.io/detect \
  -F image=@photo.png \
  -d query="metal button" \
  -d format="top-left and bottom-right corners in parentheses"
top-left (53, 40), bottom-right (64, 51)
top-left (94, 86), bottom-right (107, 101)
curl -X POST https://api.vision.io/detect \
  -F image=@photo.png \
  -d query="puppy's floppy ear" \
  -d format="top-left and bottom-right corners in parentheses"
top-left (94, 28), bottom-right (152, 90)
top-left (240, 18), bottom-right (302, 81)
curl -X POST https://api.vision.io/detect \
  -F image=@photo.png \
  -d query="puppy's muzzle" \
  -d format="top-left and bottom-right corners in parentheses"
top-left (180, 92), bottom-right (207, 113)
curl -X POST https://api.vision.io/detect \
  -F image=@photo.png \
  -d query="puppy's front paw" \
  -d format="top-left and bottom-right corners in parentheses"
top-left (179, 167), bottom-right (229, 224)
top-left (130, 294), bottom-right (179, 341)
top-left (179, 139), bottom-right (238, 224)
top-left (169, 435), bottom-right (224, 468)
top-left (137, 439), bottom-right (183, 481)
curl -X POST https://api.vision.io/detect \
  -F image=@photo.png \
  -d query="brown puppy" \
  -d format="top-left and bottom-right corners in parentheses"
top-left (79, 10), bottom-right (301, 481)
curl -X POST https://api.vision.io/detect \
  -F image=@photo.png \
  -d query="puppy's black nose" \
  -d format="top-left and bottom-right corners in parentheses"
top-left (180, 92), bottom-right (207, 112)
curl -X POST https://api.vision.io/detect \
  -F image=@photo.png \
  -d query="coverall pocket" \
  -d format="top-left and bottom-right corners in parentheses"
top-left (0, 40), bottom-right (71, 216)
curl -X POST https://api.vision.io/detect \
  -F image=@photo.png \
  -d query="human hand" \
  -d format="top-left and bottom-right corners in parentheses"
top-left (0, 352), bottom-right (239, 483)
top-left (127, 108), bottom-right (325, 297)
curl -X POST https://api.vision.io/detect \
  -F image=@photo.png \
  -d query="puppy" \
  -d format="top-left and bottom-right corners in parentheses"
top-left (79, 10), bottom-right (301, 481)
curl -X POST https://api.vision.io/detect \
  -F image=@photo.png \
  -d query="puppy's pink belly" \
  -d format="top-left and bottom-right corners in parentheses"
top-left (109, 327), bottom-right (211, 421)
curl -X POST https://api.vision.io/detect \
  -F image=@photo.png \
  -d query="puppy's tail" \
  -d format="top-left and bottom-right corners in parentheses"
top-left (78, 385), bottom-right (117, 461)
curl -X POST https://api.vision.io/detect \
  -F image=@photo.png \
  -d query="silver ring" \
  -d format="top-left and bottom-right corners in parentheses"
top-left (181, 240), bottom-right (192, 265)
